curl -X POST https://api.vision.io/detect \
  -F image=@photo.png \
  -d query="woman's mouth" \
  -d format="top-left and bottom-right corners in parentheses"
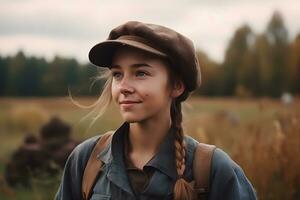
top-left (120, 100), bottom-right (142, 104)
top-left (119, 101), bottom-right (142, 109)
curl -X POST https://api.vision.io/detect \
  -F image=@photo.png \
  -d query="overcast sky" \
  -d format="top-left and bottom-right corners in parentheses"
top-left (0, 0), bottom-right (299, 64)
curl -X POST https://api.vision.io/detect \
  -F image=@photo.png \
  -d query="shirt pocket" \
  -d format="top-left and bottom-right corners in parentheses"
top-left (90, 193), bottom-right (111, 200)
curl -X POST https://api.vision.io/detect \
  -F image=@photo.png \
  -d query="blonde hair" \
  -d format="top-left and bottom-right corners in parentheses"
top-left (68, 68), bottom-right (113, 133)
top-left (70, 61), bottom-right (195, 200)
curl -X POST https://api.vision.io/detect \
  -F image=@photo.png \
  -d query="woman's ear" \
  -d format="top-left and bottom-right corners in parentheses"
top-left (171, 80), bottom-right (185, 98)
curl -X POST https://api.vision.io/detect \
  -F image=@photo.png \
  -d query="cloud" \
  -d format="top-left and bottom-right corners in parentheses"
top-left (0, 0), bottom-right (299, 63)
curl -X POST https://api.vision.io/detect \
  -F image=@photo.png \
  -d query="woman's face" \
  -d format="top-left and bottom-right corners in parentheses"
top-left (111, 46), bottom-right (184, 123)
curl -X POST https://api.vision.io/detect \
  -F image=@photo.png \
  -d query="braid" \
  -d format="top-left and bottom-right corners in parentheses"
top-left (171, 100), bottom-right (195, 200)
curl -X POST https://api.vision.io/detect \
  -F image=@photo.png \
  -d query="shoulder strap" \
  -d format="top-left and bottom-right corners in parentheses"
top-left (193, 143), bottom-right (216, 197)
top-left (82, 131), bottom-right (114, 200)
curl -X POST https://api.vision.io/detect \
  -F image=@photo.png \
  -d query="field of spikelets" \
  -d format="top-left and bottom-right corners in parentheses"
top-left (0, 96), bottom-right (299, 200)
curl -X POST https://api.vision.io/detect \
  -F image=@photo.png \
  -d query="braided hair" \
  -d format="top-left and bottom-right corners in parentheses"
top-left (171, 97), bottom-right (196, 200)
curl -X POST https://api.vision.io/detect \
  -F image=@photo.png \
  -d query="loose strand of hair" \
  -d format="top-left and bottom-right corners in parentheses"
top-left (68, 68), bottom-right (113, 135)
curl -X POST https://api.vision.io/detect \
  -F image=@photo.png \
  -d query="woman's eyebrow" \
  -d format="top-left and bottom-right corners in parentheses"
top-left (131, 63), bottom-right (152, 68)
top-left (110, 63), bottom-right (152, 69)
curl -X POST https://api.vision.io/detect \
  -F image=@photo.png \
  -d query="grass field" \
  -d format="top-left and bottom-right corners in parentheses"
top-left (0, 96), bottom-right (299, 199)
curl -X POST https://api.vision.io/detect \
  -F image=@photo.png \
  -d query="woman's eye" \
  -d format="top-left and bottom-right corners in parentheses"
top-left (136, 71), bottom-right (147, 77)
top-left (112, 72), bottom-right (122, 79)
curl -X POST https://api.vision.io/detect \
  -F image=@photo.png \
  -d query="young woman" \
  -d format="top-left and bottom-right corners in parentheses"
top-left (55, 21), bottom-right (257, 200)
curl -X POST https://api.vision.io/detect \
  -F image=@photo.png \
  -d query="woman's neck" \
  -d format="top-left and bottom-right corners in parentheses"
top-left (128, 117), bottom-right (172, 156)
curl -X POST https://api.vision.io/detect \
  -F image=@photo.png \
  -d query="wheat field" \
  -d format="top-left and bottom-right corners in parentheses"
top-left (0, 97), bottom-right (299, 200)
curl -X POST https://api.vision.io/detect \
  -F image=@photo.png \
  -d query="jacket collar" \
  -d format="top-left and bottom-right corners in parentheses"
top-left (97, 121), bottom-right (128, 164)
top-left (97, 121), bottom-right (178, 193)
top-left (145, 125), bottom-right (178, 181)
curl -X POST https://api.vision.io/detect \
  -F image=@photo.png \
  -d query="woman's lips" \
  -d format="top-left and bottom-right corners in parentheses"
top-left (120, 100), bottom-right (142, 104)
top-left (119, 101), bottom-right (141, 109)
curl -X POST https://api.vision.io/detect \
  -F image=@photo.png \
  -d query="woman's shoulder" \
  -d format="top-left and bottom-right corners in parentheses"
top-left (211, 148), bottom-right (239, 173)
top-left (183, 135), bottom-right (257, 199)
top-left (55, 135), bottom-right (103, 199)
top-left (210, 148), bottom-right (257, 199)
top-left (183, 135), bottom-right (244, 175)
top-left (183, 134), bottom-right (199, 153)
top-left (72, 135), bottom-right (101, 156)
top-left (66, 135), bottom-right (101, 169)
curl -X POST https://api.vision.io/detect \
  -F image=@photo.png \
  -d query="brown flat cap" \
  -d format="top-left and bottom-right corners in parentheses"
top-left (89, 21), bottom-right (201, 93)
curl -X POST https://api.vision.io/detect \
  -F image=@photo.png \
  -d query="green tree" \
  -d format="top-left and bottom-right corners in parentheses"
top-left (76, 63), bottom-right (103, 96)
top-left (6, 51), bottom-right (27, 96)
top-left (251, 34), bottom-right (273, 96)
top-left (238, 44), bottom-right (260, 96)
top-left (290, 34), bottom-right (300, 93)
top-left (195, 51), bottom-right (221, 96)
top-left (17, 56), bottom-right (47, 96)
top-left (64, 58), bottom-right (80, 87)
top-left (42, 56), bottom-right (82, 96)
top-left (42, 56), bottom-right (67, 96)
top-left (221, 24), bottom-right (253, 95)
top-left (265, 11), bottom-right (290, 96)
top-left (0, 56), bottom-right (8, 95)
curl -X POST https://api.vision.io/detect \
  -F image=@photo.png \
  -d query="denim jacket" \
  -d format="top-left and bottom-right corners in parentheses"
top-left (55, 122), bottom-right (257, 200)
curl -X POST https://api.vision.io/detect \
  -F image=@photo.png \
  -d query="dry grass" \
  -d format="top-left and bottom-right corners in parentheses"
top-left (0, 96), bottom-right (299, 199)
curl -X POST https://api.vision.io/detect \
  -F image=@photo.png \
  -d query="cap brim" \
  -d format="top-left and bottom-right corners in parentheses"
top-left (89, 39), bottom-right (167, 68)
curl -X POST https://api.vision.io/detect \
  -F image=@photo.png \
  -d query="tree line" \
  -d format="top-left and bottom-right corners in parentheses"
top-left (197, 11), bottom-right (300, 97)
top-left (0, 52), bottom-right (103, 96)
top-left (0, 11), bottom-right (299, 97)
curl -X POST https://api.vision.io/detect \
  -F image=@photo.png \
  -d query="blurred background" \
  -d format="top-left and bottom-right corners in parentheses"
top-left (0, 0), bottom-right (299, 199)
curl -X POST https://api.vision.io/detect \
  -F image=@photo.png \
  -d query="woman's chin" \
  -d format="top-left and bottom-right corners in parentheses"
top-left (121, 114), bottom-right (146, 123)
top-left (123, 117), bottom-right (141, 123)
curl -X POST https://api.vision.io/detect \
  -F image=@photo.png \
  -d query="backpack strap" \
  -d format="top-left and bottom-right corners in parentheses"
top-left (82, 131), bottom-right (114, 200)
top-left (193, 143), bottom-right (216, 199)
top-left (81, 133), bottom-right (215, 200)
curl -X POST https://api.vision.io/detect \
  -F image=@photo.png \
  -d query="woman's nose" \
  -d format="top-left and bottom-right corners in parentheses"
top-left (119, 77), bottom-right (135, 94)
